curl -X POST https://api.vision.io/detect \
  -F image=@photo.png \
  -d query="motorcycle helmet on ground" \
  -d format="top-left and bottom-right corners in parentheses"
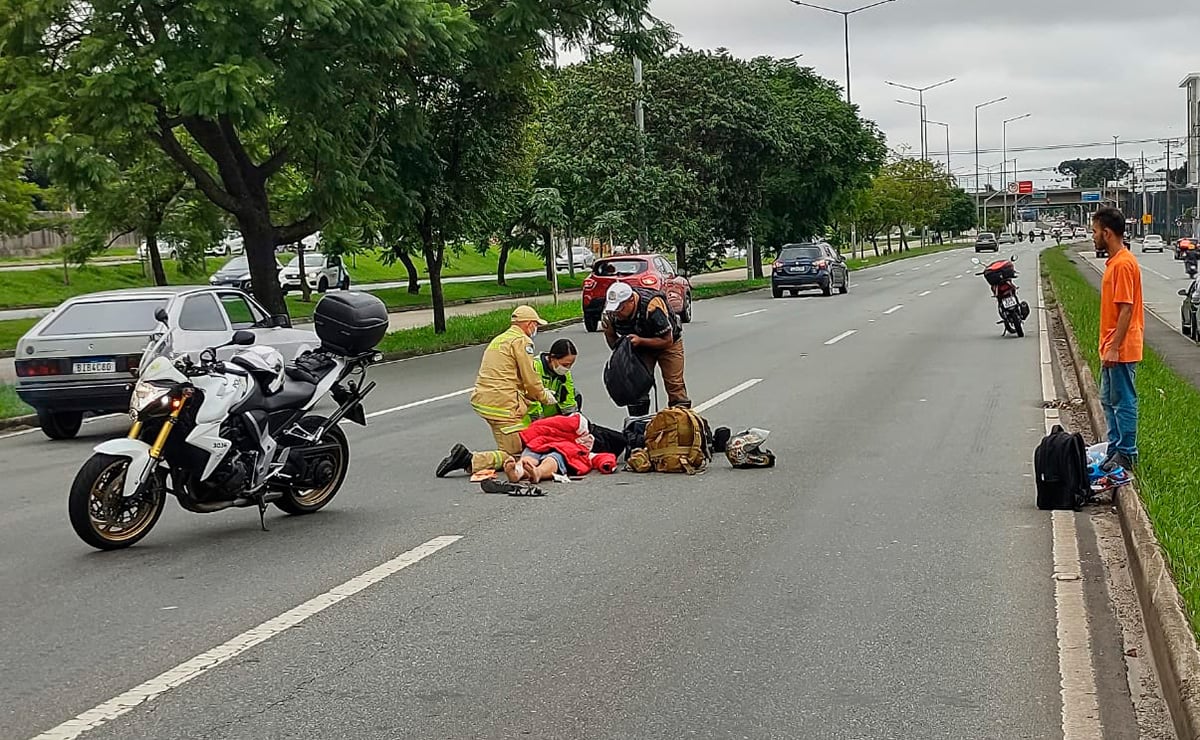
top-left (725, 428), bottom-right (776, 469)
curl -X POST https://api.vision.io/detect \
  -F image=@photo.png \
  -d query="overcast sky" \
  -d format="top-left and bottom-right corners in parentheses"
top-left (644, 0), bottom-right (1200, 189)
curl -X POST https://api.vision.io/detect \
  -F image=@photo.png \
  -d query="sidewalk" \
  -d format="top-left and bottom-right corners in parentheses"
top-left (0, 268), bottom-right (750, 381)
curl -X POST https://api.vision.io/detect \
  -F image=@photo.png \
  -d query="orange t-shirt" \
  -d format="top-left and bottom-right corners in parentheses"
top-left (1099, 247), bottom-right (1144, 363)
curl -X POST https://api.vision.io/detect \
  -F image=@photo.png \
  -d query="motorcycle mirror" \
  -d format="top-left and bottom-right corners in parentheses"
top-left (1011, 255), bottom-right (1019, 262)
top-left (1180, 289), bottom-right (1189, 297)
top-left (154, 307), bottom-right (170, 326)
top-left (231, 330), bottom-right (256, 346)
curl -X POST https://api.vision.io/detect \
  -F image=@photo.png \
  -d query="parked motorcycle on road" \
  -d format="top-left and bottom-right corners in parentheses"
top-left (67, 293), bottom-right (388, 550)
top-left (973, 255), bottom-right (1029, 338)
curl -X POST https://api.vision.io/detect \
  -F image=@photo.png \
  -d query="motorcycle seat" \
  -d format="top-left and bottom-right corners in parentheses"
top-left (262, 377), bottom-right (318, 412)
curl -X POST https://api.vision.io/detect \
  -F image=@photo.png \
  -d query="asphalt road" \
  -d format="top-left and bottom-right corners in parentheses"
top-left (0, 245), bottom-right (1135, 739)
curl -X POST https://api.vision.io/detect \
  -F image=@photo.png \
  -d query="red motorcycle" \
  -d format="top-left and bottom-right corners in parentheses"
top-left (974, 255), bottom-right (1030, 337)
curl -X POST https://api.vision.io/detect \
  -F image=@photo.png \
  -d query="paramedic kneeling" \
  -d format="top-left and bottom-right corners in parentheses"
top-left (602, 282), bottom-right (690, 416)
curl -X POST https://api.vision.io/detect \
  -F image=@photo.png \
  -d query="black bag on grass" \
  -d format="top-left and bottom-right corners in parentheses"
top-left (604, 336), bottom-right (655, 407)
top-left (1034, 425), bottom-right (1089, 511)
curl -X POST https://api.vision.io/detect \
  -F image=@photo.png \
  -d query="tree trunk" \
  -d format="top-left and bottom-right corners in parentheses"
top-left (675, 242), bottom-right (687, 275)
top-left (871, 237), bottom-right (880, 258)
top-left (297, 240), bottom-right (312, 302)
top-left (145, 228), bottom-right (168, 286)
top-left (543, 228), bottom-right (553, 281)
top-left (900, 228), bottom-right (909, 252)
top-left (395, 249), bottom-right (421, 294)
top-left (566, 224), bottom-right (575, 279)
top-left (750, 237), bottom-right (763, 279)
top-left (496, 242), bottom-right (510, 286)
top-left (238, 217), bottom-right (287, 316)
top-left (422, 236), bottom-right (447, 334)
top-left (885, 232), bottom-right (892, 254)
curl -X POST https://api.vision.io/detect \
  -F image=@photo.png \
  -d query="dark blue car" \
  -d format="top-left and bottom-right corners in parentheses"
top-left (771, 243), bottom-right (849, 298)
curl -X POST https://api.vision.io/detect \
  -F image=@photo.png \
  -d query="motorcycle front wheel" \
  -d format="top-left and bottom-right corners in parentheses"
top-left (68, 453), bottom-right (166, 550)
top-left (275, 416), bottom-right (349, 515)
top-left (1011, 314), bottom-right (1025, 338)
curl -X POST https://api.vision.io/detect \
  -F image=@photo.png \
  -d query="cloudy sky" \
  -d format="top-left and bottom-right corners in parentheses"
top-left (644, 0), bottom-right (1200, 190)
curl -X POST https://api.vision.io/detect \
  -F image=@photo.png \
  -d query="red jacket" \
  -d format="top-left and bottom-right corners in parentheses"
top-left (520, 416), bottom-right (595, 475)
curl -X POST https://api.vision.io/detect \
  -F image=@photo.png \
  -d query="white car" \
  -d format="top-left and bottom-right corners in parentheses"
top-left (556, 246), bottom-right (596, 271)
top-left (279, 252), bottom-right (350, 293)
top-left (1073, 227), bottom-right (1088, 239)
top-left (206, 234), bottom-right (245, 257)
top-left (137, 240), bottom-right (179, 260)
top-left (1141, 234), bottom-right (1167, 253)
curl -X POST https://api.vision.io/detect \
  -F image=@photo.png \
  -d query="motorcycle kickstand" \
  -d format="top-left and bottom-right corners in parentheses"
top-left (256, 496), bottom-right (270, 532)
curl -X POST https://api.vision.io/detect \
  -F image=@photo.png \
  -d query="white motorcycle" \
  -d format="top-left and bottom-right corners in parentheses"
top-left (68, 293), bottom-right (388, 550)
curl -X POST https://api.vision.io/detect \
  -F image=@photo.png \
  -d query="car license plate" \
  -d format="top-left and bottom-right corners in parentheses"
top-left (1002, 296), bottom-right (1018, 309)
top-left (72, 359), bottom-right (116, 374)
top-left (789, 266), bottom-right (807, 274)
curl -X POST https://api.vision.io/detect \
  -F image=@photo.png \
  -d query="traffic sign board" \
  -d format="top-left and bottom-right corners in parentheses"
top-left (1018, 181), bottom-right (1034, 194)
top-left (1143, 214), bottom-right (1153, 225)
top-left (1082, 191), bottom-right (1102, 202)
top-left (1006, 182), bottom-right (1018, 194)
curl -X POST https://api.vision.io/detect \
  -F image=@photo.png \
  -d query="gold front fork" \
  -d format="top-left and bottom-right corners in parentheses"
top-left (148, 391), bottom-right (191, 459)
top-left (127, 421), bottom-right (143, 440)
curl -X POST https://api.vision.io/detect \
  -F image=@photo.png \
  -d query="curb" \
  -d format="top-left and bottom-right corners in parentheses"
top-left (0, 413), bottom-right (36, 431)
top-left (1050, 274), bottom-right (1200, 740)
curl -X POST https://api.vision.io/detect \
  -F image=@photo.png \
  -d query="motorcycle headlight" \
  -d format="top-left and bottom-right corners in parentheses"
top-left (130, 380), bottom-right (175, 419)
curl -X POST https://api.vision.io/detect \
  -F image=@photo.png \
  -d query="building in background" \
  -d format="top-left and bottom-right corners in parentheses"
top-left (1183, 73), bottom-right (1200, 237)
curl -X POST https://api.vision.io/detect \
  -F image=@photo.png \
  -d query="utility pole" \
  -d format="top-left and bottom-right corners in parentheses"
top-left (1003, 114), bottom-right (1031, 235)
top-left (1165, 138), bottom-right (1173, 239)
top-left (633, 53), bottom-right (649, 253)
top-left (975, 96), bottom-right (1008, 229)
top-left (1141, 152), bottom-right (1148, 238)
top-left (787, 0), bottom-right (900, 105)
top-left (927, 120), bottom-right (950, 175)
top-left (886, 77), bottom-right (956, 163)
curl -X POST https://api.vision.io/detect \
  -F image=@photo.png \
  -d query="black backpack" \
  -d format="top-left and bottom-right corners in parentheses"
top-left (604, 336), bottom-right (655, 407)
top-left (1034, 425), bottom-right (1089, 510)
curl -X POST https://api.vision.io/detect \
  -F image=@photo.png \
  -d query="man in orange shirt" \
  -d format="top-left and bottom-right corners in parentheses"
top-left (1093, 207), bottom-right (1143, 471)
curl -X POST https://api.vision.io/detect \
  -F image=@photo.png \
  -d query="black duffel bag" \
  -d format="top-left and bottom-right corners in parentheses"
top-left (604, 336), bottom-right (655, 408)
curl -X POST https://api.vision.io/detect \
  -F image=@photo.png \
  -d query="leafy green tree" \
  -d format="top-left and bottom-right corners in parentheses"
top-left (0, 149), bottom-right (40, 236)
top-left (1057, 158), bottom-right (1131, 189)
top-left (0, 0), bottom-right (473, 314)
top-left (932, 188), bottom-right (977, 237)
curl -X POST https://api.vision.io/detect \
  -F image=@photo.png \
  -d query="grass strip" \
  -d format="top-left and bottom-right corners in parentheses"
top-left (0, 382), bottom-right (32, 420)
top-left (1043, 244), bottom-right (1200, 639)
top-left (376, 278), bottom-right (768, 356)
top-left (0, 317), bottom-right (39, 354)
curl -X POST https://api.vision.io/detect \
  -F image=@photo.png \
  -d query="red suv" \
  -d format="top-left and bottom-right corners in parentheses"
top-left (581, 254), bottom-right (693, 332)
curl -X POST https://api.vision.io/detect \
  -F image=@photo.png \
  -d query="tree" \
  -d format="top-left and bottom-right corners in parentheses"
top-left (0, 1), bottom-right (474, 314)
top-left (931, 188), bottom-right (977, 237)
top-left (0, 149), bottom-right (40, 236)
top-left (1057, 158), bottom-right (1131, 189)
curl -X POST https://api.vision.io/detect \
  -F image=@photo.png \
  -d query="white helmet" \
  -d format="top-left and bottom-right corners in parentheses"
top-left (231, 346), bottom-right (286, 394)
top-left (726, 428), bottom-right (776, 469)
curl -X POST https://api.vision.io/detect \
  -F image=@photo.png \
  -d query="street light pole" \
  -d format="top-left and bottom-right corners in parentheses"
top-left (1002, 113), bottom-right (1031, 235)
top-left (886, 77), bottom-right (956, 162)
top-left (975, 96), bottom-right (1007, 228)
top-left (927, 120), bottom-right (950, 175)
top-left (788, 0), bottom-right (899, 105)
top-left (895, 98), bottom-right (925, 156)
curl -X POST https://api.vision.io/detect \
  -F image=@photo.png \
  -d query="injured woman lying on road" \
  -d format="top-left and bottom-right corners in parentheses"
top-left (505, 415), bottom-right (619, 484)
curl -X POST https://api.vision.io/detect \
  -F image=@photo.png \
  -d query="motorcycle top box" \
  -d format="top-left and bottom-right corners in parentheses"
top-left (313, 292), bottom-right (388, 356)
top-left (983, 260), bottom-right (1016, 286)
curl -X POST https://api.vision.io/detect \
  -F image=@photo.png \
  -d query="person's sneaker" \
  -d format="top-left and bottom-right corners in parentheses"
top-left (1101, 451), bottom-right (1134, 475)
top-left (436, 443), bottom-right (472, 478)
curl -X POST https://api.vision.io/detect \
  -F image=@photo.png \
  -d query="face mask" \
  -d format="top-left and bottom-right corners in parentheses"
top-left (530, 327), bottom-right (538, 339)
top-left (552, 363), bottom-right (569, 376)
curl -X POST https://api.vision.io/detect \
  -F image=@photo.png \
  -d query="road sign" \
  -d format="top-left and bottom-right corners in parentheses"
top-left (1032, 192), bottom-right (1047, 200)
top-left (1082, 191), bottom-right (1101, 202)
top-left (1006, 182), bottom-right (1018, 194)
top-left (1143, 214), bottom-right (1153, 225)
top-left (1018, 181), bottom-right (1034, 194)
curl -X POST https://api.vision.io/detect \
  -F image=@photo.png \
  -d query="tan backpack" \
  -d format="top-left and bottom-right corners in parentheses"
top-left (643, 408), bottom-right (713, 474)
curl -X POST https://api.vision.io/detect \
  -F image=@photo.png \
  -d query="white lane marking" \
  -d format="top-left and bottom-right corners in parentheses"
top-left (693, 379), bottom-right (763, 414)
top-left (894, 272), bottom-right (906, 277)
top-left (919, 290), bottom-right (932, 297)
top-left (873, 277), bottom-right (884, 282)
top-left (955, 274), bottom-right (964, 279)
top-left (1036, 256), bottom-right (1102, 738)
top-left (923, 262), bottom-right (932, 267)
top-left (940, 281), bottom-right (950, 287)
top-left (883, 305), bottom-right (904, 315)
top-left (365, 388), bottom-right (472, 420)
top-left (1144, 265), bottom-right (1173, 282)
top-left (30, 535), bottom-right (464, 740)
top-left (910, 266), bottom-right (921, 271)
top-left (734, 309), bottom-right (768, 318)
top-left (849, 283), bottom-right (859, 289)
top-left (824, 330), bottom-right (857, 346)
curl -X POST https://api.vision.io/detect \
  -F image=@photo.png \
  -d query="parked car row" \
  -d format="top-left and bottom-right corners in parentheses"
top-left (139, 231), bottom-right (320, 260)
top-left (208, 254), bottom-right (350, 294)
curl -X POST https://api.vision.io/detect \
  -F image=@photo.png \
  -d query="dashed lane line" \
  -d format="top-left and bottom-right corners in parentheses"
top-left (824, 330), bottom-right (858, 346)
top-left (883, 305), bottom-right (904, 315)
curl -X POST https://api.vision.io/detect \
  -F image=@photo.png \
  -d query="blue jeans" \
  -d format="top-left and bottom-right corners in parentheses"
top-left (1100, 362), bottom-right (1138, 460)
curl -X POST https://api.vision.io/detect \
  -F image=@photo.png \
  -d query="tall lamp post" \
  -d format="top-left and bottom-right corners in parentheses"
top-left (895, 98), bottom-right (926, 155)
top-left (886, 78), bottom-right (956, 161)
top-left (927, 120), bottom-right (951, 175)
top-left (1002, 113), bottom-right (1032, 234)
top-left (975, 96), bottom-right (1007, 228)
top-left (787, 0), bottom-right (899, 105)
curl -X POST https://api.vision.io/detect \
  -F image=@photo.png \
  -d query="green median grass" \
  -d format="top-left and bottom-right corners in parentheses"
top-left (692, 278), bottom-right (768, 299)
top-left (0, 382), bottom-right (32, 420)
top-left (1043, 244), bottom-right (1200, 639)
top-left (0, 317), bottom-right (38, 354)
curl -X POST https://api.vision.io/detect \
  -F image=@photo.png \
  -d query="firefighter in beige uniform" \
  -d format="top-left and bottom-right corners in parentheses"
top-left (437, 306), bottom-right (556, 476)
